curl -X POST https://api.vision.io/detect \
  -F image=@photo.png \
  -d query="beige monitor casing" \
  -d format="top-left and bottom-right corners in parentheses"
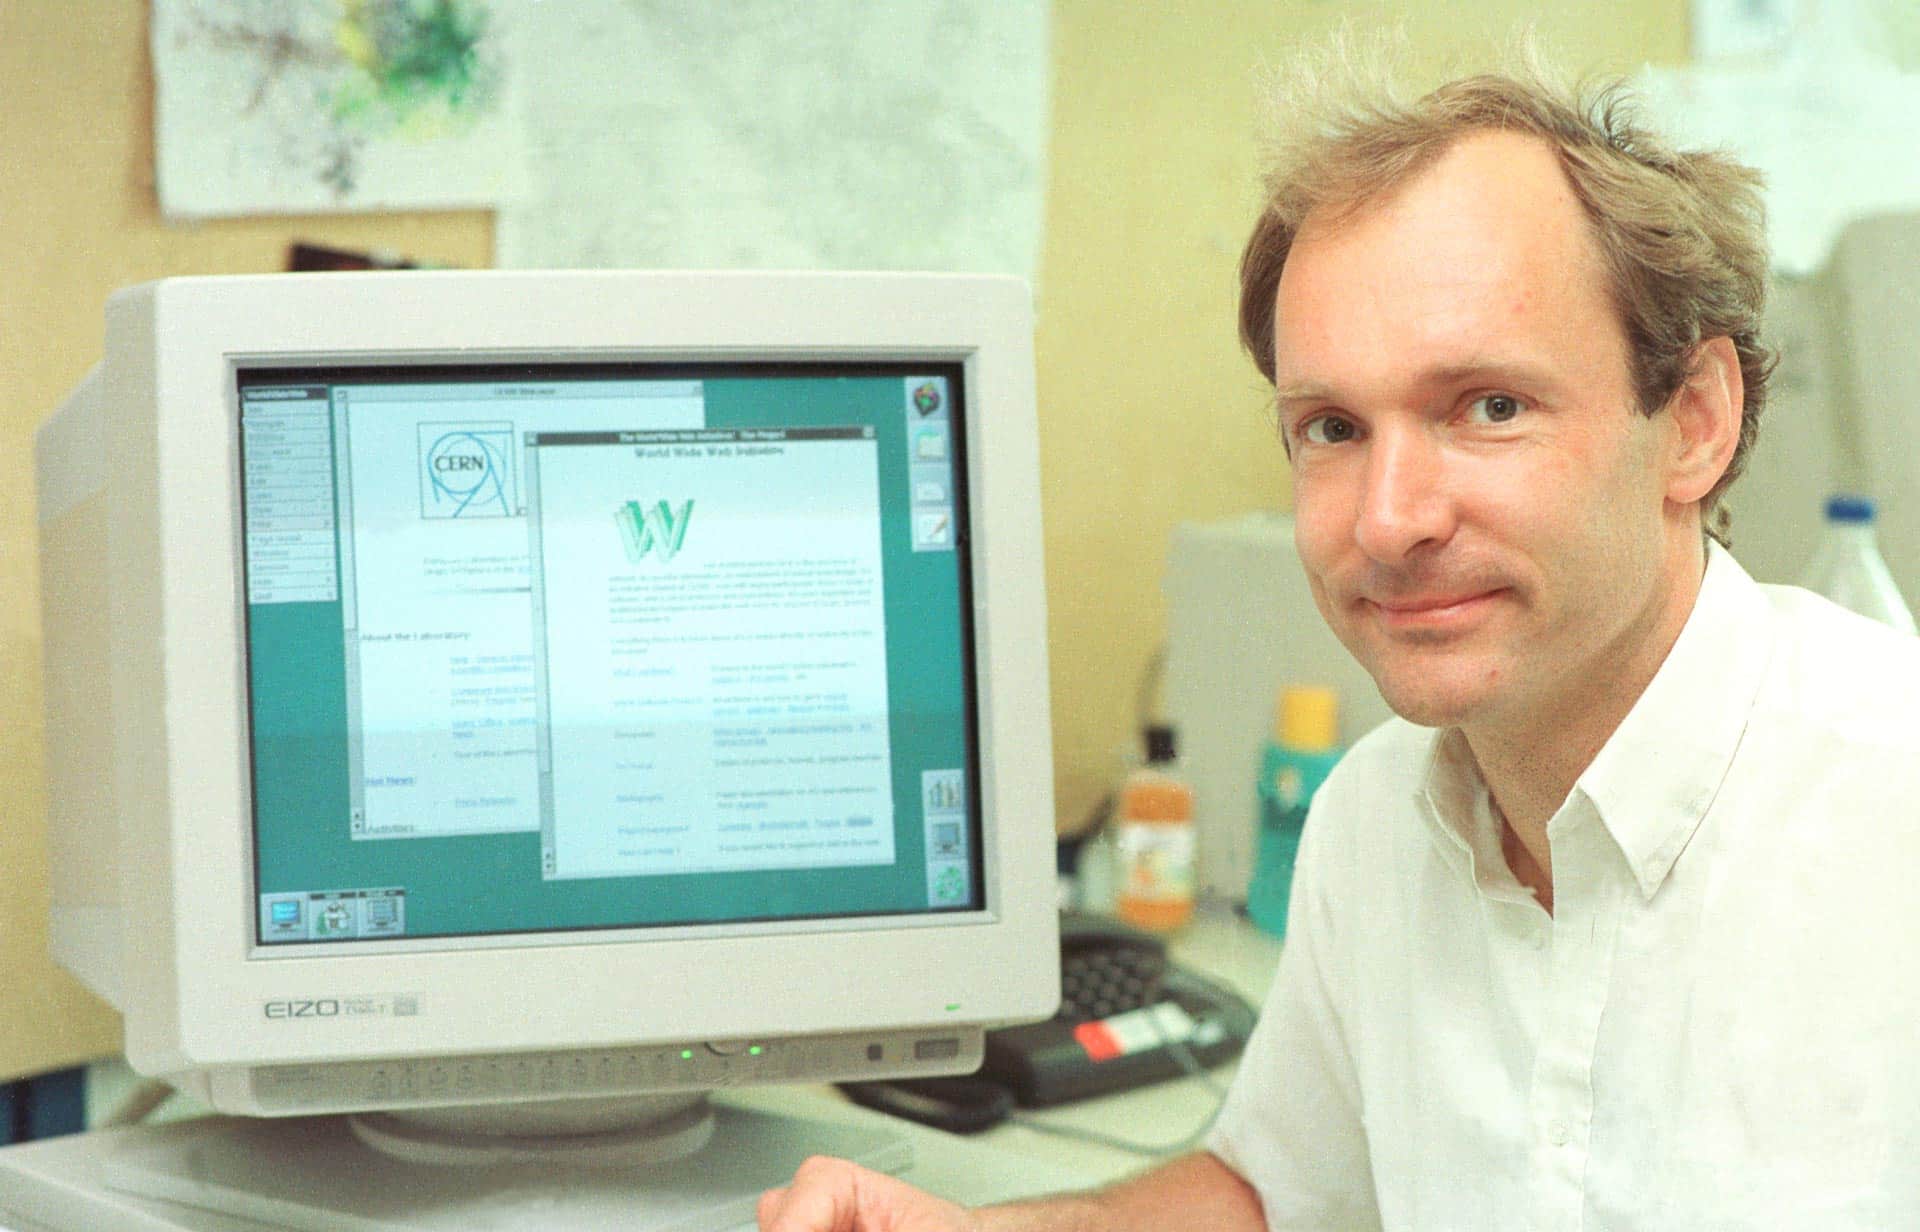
top-left (35, 271), bottom-right (1058, 1116)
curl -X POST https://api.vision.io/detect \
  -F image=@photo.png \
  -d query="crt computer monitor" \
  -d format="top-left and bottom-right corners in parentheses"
top-left (31, 271), bottom-right (1058, 1227)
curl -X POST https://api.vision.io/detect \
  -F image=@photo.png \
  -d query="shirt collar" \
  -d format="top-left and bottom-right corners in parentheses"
top-left (1416, 726), bottom-right (1528, 900)
top-left (1576, 540), bottom-right (1774, 898)
top-left (1415, 541), bottom-right (1775, 900)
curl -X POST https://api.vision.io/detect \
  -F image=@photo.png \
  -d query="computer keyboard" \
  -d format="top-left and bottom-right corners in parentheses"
top-left (976, 913), bottom-right (1256, 1107)
top-left (1058, 936), bottom-right (1167, 1021)
top-left (840, 915), bottom-right (1258, 1132)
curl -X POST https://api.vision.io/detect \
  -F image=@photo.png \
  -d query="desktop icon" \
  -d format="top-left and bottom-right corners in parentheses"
top-left (922, 769), bottom-right (965, 814)
top-left (912, 382), bottom-right (944, 416)
top-left (313, 899), bottom-right (357, 939)
top-left (914, 510), bottom-right (953, 550)
top-left (931, 865), bottom-right (968, 905)
top-left (260, 894), bottom-right (309, 941)
top-left (362, 892), bottom-right (405, 937)
top-left (914, 428), bottom-right (948, 461)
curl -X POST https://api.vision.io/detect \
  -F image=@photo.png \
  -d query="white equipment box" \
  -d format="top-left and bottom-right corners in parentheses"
top-left (1162, 513), bottom-right (1395, 904)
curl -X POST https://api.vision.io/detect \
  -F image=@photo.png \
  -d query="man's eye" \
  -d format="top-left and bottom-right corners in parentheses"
top-left (1466, 393), bottom-right (1526, 424)
top-left (1301, 415), bottom-right (1357, 445)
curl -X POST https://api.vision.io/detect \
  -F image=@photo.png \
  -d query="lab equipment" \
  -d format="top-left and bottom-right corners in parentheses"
top-left (1162, 513), bottom-right (1391, 903)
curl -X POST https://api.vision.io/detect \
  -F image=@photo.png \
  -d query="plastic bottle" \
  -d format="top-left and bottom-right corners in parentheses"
top-left (1075, 820), bottom-right (1118, 914)
top-left (1247, 686), bottom-right (1343, 938)
top-left (1796, 494), bottom-right (1917, 635)
top-left (1113, 725), bottom-right (1196, 933)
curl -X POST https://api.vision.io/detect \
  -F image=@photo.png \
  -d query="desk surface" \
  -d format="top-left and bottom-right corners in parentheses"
top-left (762, 907), bottom-right (1283, 1197)
top-left (960, 908), bottom-right (1281, 1184)
top-left (0, 909), bottom-right (1282, 1229)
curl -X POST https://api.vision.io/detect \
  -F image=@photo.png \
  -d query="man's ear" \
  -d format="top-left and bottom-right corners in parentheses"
top-left (1664, 336), bottom-right (1744, 506)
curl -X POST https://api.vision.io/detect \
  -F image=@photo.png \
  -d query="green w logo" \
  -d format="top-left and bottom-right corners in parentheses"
top-left (615, 499), bottom-right (694, 563)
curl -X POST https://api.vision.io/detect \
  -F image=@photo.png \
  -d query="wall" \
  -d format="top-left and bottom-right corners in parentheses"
top-left (0, 0), bottom-right (1685, 1081)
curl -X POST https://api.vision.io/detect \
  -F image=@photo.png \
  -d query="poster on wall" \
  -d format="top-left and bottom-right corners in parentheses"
top-left (151, 0), bottom-right (526, 218)
top-left (151, 0), bottom-right (1049, 279)
top-left (494, 0), bottom-right (1050, 278)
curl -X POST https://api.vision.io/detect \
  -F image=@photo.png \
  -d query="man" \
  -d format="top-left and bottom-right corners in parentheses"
top-left (759, 55), bottom-right (1920, 1232)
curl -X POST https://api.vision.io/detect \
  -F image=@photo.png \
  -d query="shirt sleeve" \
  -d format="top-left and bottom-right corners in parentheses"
top-left (1206, 789), bottom-right (1380, 1231)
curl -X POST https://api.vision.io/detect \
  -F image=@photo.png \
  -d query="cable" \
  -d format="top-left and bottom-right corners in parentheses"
top-left (1006, 1067), bottom-right (1223, 1158)
top-left (98, 1078), bottom-right (174, 1129)
top-left (1005, 988), bottom-right (1238, 1158)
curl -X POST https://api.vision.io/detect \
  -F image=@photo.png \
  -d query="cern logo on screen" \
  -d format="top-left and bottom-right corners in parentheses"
top-left (418, 423), bottom-right (517, 518)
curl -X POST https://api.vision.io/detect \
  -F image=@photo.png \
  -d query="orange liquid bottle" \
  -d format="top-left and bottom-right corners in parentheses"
top-left (1114, 725), bottom-right (1196, 932)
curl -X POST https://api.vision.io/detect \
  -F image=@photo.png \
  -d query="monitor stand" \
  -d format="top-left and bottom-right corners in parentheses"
top-left (0, 1094), bottom-right (912, 1232)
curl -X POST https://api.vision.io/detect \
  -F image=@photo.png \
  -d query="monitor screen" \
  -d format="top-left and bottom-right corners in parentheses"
top-left (239, 363), bottom-right (984, 948)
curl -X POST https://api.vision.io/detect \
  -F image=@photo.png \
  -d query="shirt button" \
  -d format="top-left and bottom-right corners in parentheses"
top-left (1547, 1119), bottom-right (1570, 1146)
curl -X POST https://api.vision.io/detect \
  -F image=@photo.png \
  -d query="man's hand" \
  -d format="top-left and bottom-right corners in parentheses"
top-left (758, 1148), bottom-right (1261, 1232)
top-left (758, 1156), bottom-right (979, 1232)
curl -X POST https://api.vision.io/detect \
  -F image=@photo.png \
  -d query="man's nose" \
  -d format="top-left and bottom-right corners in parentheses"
top-left (1353, 425), bottom-right (1454, 563)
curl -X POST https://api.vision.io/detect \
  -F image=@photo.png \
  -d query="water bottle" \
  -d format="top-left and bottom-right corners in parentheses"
top-left (1796, 494), bottom-right (1917, 635)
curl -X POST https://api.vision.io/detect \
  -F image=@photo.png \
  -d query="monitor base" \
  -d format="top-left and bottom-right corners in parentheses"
top-left (0, 1103), bottom-right (911, 1231)
top-left (350, 1091), bottom-right (716, 1167)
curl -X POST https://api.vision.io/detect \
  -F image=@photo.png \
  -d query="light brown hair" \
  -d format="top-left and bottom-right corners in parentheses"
top-left (1240, 44), bottom-right (1775, 544)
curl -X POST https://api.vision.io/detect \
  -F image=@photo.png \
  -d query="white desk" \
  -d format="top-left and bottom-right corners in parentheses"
top-left (0, 910), bottom-right (1281, 1230)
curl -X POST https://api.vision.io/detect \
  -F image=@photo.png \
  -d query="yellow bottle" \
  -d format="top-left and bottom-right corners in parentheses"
top-left (1249, 686), bottom-right (1342, 937)
top-left (1114, 725), bottom-right (1196, 933)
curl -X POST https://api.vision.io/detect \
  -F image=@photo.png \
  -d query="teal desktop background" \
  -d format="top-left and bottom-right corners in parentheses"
top-left (247, 366), bottom-right (977, 943)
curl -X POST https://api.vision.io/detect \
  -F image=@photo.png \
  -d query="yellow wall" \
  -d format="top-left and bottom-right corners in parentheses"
top-left (0, 1), bottom-right (1684, 1081)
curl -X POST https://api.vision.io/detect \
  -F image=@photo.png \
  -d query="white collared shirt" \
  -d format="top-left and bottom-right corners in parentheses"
top-left (1208, 543), bottom-right (1920, 1230)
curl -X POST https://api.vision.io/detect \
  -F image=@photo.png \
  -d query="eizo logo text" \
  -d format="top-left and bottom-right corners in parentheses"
top-left (616, 499), bottom-right (695, 563)
top-left (265, 999), bottom-right (339, 1019)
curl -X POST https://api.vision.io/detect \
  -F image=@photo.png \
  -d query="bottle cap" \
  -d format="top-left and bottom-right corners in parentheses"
top-left (1276, 686), bottom-right (1339, 752)
top-left (1826, 494), bottom-right (1877, 523)
top-left (1143, 724), bottom-right (1178, 764)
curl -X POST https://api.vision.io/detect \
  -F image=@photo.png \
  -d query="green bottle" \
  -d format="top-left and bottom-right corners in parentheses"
top-left (1247, 686), bottom-right (1342, 938)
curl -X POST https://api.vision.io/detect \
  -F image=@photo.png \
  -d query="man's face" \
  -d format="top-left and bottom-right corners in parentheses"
top-left (1274, 130), bottom-right (1688, 734)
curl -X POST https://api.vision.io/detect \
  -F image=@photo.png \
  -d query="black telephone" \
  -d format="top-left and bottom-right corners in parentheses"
top-left (839, 913), bottom-right (1257, 1133)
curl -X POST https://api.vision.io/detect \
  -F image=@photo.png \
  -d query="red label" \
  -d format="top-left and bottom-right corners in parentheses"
top-left (1073, 1021), bottom-right (1122, 1062)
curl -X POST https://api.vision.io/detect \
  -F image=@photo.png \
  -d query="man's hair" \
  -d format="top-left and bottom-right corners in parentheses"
top-left (1240, 42), bottom-right (1775, 544)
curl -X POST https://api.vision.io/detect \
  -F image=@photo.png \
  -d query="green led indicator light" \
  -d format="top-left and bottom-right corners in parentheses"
top-left (946, 1004), bottom-right (961, 1013)
top-left (749, 1046), bottom-right (763, 1056)
top-left (680, 1049), bottom-right (694, 1060)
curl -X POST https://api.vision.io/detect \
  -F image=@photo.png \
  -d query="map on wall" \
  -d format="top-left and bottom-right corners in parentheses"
top-left (493, 0), bottom-right (1050, 277)
top-left (151, 0), bottom-right (525, 218)
top-left (150, 0), bottom-right (1050, 279)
